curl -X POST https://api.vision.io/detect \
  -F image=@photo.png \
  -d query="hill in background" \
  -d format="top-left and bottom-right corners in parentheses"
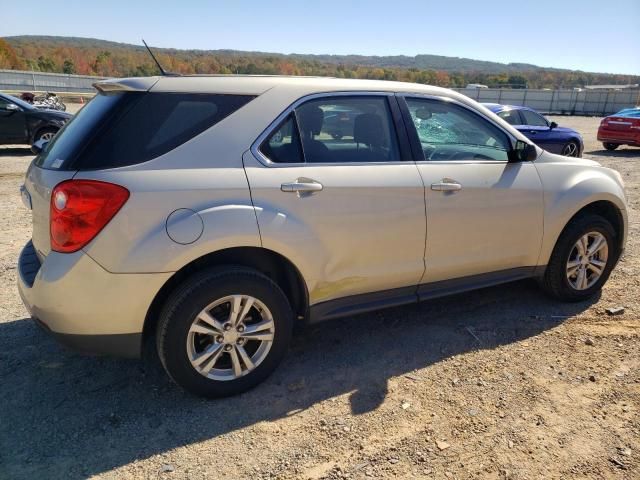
top-left (2, 35), bottom-right (638, 89)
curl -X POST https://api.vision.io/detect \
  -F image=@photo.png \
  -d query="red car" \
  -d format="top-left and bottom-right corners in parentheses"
top-left (597, 108), bottom-right (640, 150)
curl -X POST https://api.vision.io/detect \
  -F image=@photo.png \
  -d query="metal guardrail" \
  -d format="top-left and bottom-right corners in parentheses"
top-left (2, 69), bottom-right (638, 115)
top-left (0, 69), bottom-right (108, 93)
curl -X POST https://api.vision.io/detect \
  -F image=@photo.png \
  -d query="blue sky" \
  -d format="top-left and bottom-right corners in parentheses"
top-left (3, 0), bottom-right (639, 75)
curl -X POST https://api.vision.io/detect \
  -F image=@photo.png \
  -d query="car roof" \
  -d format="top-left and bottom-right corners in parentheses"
top-left (481, 103), bottom-right (539, 114)
top-left (94, 74), bottom-right (459, 97)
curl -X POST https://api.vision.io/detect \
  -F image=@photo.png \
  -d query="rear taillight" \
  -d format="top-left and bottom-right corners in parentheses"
top-left (50, 180), bottom-right (129, 253)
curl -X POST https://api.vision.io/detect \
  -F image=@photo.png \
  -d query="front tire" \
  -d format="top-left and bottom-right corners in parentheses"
top-left (540, 214), bottom-right (617, 302)
top-left (156, 267), bottom-right (294, 398)
top-left (603, 142), bottom-right (619, 151)
top-left (34, 127), bottom-right (59, 144)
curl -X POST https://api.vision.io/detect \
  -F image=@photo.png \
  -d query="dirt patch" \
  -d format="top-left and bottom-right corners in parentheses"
top-left (0, 115), bottom-right (638, 480)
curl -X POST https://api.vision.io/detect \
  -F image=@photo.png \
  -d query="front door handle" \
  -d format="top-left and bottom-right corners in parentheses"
top-left (431, 179), bottom-right (462, 192)
top-left (281, 178), bottom-right (323, 193)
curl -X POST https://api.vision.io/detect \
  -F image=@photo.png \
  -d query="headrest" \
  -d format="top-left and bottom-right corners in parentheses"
top-left (297, 106), bottom-right (324, 136)
top-left (354, 113), bottom-right (384, 147)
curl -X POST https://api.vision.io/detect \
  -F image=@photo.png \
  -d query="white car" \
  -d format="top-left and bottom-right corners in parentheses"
top-left (18, 75), bottom-right (627, 397)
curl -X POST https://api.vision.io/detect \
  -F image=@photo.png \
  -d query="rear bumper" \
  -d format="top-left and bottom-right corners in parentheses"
top-left (597, 128), bottom-right (640, 145)
top-left (33, 317), bottom-right (142, 358)
top-left (17, 240), bottom-right (171, 358)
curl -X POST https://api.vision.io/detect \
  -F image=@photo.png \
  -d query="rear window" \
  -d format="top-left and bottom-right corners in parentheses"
top-left (36, 92), bottom-right (254, 170)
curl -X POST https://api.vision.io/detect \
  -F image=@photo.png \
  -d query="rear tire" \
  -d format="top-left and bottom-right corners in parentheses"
top-left (156, 267), bottom-right (294, 398)
top-left (603, 142), bottom-right (619, 151)
top-left (561, 140), bottom-right (580, 157)
top-left (540, 214), bottom-right (617, 302)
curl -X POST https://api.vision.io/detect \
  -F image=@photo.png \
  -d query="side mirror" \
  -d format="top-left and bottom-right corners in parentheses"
top-left (31, 139), bottom-right (48, 155)
top-left (509, 140), bottom-right (538, 162)
top-left (5, 103), bottom-right (21, 112)
top-left (549, 121), bottom-right (558, 129)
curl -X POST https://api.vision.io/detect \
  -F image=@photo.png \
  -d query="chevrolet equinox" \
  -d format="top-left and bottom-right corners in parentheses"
top-left (18, 76), bottom-right (628, 397)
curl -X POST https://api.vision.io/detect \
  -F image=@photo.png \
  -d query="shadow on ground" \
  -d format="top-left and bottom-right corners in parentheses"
top-left (0, 146), bottom-right (33, 157)
top-left (0, 280), bottom-right (598, 479)
top-left (585, 148), bottom-right (640, 158)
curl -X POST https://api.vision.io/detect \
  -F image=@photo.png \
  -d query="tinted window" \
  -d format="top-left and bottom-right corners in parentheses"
top-left (497, 109), bottom-right (522, 125)
top-left (35, 92), bottom-right (123, 169)
top-left (520, 109), bottom-right (548, 127)
top-left (406, 98), bottom-right (511, 161)
top-left (260, 114), bottom-right (304, 163)
top-left (295, 97), bottom-right (401, 163)
top-left (36, 92), bottom-right (254, 170)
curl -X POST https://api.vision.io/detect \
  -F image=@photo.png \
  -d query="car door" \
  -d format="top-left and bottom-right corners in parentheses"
top-left (517, 109), bottom-right (556, 151)
top-left (243, 93), bottom-right (427, 311)
top-left (399, 95), bottom-right (544, 290)
top-left (0, 96), bottom-right (28, 143)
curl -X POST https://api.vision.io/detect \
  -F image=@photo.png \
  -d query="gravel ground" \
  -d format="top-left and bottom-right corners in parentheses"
top-left (0, 111), bottom-right (638, 480)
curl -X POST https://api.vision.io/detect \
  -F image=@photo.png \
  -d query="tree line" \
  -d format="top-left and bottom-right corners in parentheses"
top-left (1, 37), bottom-right (637, 90)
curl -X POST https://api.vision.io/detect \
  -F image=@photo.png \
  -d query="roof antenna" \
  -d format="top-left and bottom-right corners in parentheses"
top-left (142, 39), bottom-right (177, 76)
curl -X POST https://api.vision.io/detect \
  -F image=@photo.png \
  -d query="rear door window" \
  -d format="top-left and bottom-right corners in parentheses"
top-left (260, 114), bottom-right (304, 164)
top-left (36, 92), bottom-right (255, 170)
top-left (497, 109), bottom-right (523, 125)
top-left (295, 96), bottom-right (401, 163)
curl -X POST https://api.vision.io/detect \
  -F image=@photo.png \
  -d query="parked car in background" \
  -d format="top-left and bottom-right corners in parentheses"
top-left (597, 108), bottom-right (640, 150)
top-left (483, 103), bottom-right (583, 157)
top-left (18, 76), bottom-right (627, 398)
top-left (0, 92), bottom-right (72, 145)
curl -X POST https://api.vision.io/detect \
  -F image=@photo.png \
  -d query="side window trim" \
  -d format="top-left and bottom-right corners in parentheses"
top-left (251, 91), bottom-right (407, 167)
top-left (387, 95), bottom-right (414, 161)
top-left (396, 94), bottom-right (517, 163)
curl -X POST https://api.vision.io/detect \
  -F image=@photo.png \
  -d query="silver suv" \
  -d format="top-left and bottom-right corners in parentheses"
top-left (18, 76), bottom-right (628, 397)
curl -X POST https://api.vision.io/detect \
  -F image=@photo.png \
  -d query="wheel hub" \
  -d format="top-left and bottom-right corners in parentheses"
top-left (186, 294), bottom-right (276, 381)
top-left (566, 231), bottom-right (609, 291)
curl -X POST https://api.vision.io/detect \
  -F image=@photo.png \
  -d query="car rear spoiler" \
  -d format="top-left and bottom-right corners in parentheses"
top-left (93, 77), bottom-right (160, 93)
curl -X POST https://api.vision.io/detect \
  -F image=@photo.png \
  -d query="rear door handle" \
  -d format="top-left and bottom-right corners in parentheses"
top-left (431, 179), bottom-right (462, 192)
top-left (281, 179), bottom-right (323, 193)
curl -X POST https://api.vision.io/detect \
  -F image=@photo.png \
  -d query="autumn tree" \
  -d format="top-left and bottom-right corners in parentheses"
top-left (0, 38), bottom-right (25, 69)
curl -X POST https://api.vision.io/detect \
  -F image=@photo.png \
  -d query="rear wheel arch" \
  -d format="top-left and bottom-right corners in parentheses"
top-left (143, 247), bottom-right (309, 342)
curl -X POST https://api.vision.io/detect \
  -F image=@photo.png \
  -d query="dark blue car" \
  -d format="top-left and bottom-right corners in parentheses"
top-left (483, 103), bottom-right (583, 157)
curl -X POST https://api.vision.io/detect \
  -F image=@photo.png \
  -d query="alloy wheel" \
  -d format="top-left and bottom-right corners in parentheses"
top-left (40, 131), bottom-right (56, 142)
top-left (566, 232), bottom-right (608, 290)
top-left (186, 295), bottom-right (275, 381)
top-left (562, 142), bottom-right (578, 157)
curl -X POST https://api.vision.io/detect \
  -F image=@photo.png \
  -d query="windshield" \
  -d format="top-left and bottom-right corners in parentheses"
top-left (0, 93), bottom-right (35, 111)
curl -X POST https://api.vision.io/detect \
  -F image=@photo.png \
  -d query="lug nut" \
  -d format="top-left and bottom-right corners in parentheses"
top-left (215, 335), bottom-right (224, 343)
top-left (224, 344), bottom-right (232, 351)
top-left (237, 325), bottom-right (245, 333)
top-left (237, 338), bottom-right (245, 346)
top-left (223, 323), bottom-right (232, 331)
